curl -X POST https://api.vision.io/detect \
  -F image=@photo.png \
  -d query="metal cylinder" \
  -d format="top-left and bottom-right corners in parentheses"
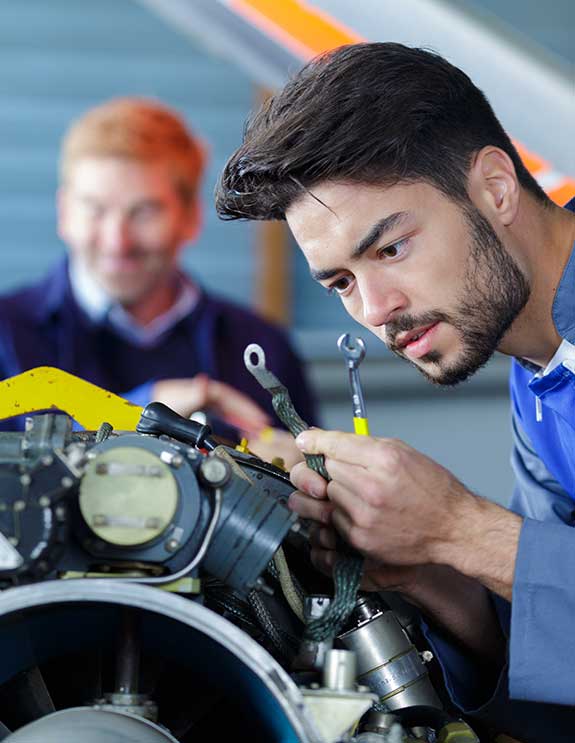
top-left (338, 600), bottom-right (441, 710)
top-left (322, 649), bottom-right (357, 691)
top-left (4, 708), bottom-right (177, 743)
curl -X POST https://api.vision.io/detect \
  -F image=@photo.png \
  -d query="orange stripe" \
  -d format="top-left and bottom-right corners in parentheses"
top-left (514, 141), bottom-right (548, 175)
top-left (227, 1), bottom-right (575, 199)
top-left (548, 181), bottom-right (575, 207)
top-left (228, 0), bottom-right (362, 59)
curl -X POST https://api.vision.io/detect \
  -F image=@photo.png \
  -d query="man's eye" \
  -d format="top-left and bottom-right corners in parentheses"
top-left (378, 238), bottom-right (409, 259)
top-left (326, 276), bottom-right (352, 296)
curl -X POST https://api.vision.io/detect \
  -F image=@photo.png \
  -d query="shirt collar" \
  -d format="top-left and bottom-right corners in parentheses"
top-left (68, 259), bottom-right (200, 347)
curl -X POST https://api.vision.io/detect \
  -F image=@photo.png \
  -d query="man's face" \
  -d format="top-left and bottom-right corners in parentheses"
top-left (286, 181), bottom-right (529, 385)
top-left (58, 157), bottom-right (198, 306)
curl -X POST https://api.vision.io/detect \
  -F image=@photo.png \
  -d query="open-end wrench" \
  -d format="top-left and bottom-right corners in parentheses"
top-left (337, 333), bottom-right (370, 436)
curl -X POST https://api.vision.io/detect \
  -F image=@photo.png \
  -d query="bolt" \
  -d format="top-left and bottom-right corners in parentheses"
top-left (420, 650), bottom-right (434, 663)
top-left (200, 456), bottom-right (230, 487)
top-left (20, 474), bottom-right (31, 487)
top-left (13, 500), bottom-right (26, 512)
top-left (38, 496), bottom-right (51, 507)
top-left (160, 451), bottom-right (183, 468)
top-left (41, 455), bottom-right (54, 467)
top-left (61, 476), bottom-right (74, 489)
top-left (165, 538), bottom-right (180, 553)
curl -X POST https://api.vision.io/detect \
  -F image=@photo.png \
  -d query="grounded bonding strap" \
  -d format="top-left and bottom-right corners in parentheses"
top-left (243, 343), bottom-right (363, 641)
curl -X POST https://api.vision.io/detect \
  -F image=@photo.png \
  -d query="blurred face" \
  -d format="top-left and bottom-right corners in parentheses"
top-left (286, 181), bottom-right (530, 385)
top-left (58, 157), bottom-right (198, 306)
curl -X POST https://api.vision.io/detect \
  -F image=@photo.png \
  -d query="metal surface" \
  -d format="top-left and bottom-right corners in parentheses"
top-left (339, 607), bottom-right (441, 710)
top-left (0, 580), bottom-right (323, 742)
top-left (4, 707), bottom-right (179, 743)
top-left (0, 367), bottom-right (142, 430)
top-left (322, 649), bottom-right (356, 691)
top-left (244, 343), bottom-right (283, 391)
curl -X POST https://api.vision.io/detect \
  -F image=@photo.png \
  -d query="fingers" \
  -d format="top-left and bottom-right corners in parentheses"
top-left (288, 490), bottom-right (334, 524)
top-left (290, 460), bottom-right (329, 499)
top-left (296, 429), bottom-right (404, 471)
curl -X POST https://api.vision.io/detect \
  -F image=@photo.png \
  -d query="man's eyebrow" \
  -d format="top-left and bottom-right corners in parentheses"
top-left (309, 211), bottom-right (410, 282)
top-left (351, 211), bottom-right (410, 260)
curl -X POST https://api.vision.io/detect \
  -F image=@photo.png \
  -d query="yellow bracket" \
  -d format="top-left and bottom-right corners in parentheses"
top-left (0, 366), bottom-right (143, 430)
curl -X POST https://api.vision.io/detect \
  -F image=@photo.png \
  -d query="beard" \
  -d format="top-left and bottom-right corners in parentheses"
top-left (386, 204), bottom-right (531, 386)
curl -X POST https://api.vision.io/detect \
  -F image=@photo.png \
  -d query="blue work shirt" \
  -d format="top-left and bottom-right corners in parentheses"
top-left (423, 197), bottom-right (575, 742)
top-left (0, 259), bottom-right (318, 436)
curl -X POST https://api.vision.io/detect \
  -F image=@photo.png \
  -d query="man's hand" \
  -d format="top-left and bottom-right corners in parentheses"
top-left (290, 428), bottom-right (522, 601)
top-left (152, 374), bottom-right (271, 432)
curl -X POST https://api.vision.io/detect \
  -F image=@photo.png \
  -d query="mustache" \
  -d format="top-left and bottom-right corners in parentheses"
top-left (386, 310), bottom-right (452, 351)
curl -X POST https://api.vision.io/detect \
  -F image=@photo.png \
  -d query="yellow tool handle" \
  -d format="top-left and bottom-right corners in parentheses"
top-left (353, 417), bottom-right (370, 436)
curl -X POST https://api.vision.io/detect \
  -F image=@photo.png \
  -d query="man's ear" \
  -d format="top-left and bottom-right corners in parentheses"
top-left (468, 147), bottom-right (520, 227)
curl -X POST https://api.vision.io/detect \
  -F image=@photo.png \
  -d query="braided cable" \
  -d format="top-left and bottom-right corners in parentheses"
top-left (243, 343), bottom-right (364, 643)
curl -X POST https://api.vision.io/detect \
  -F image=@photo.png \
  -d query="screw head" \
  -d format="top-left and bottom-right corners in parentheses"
top-left (199, 456), bottom-right (230, 487)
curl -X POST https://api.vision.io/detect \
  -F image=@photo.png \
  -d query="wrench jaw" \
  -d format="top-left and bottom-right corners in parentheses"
top-left (337, 333), bottom-right (367, 366)
top-left (338, 334), bottom-right (370, 434)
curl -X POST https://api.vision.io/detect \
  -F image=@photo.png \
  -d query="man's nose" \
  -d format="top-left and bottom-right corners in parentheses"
top-left (360, 277), bottom-right (407, 327)
top-left (99, 216), bottom-right (134, 253)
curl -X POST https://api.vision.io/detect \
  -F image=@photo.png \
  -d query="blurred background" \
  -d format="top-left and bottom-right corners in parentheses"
top-left (1, 0), bottom-right (574, 506)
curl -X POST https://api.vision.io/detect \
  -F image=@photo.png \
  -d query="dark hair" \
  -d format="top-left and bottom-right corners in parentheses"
top-left (215, 42), bottom-right (548, 220)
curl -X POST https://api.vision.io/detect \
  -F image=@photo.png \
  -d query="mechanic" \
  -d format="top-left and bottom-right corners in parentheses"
top-left (215, 43), bottom-right (575, 741)
top-left (0, 97), bottom-right (316, 448)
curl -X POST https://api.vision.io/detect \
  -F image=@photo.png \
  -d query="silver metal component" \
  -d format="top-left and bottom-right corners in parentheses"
top-left (337, 333), bottom-right (368, 421)
top-left (305, 595), bottom-right (332, 620)
top-left (93, 695), bottom-right (158, 722)
top-left (293, 596), bottom-right (333, 671)
top-left (159, 450), bottom-right (183, 468)
top-left (420, 650), bottom-right (434, 663)
top-left (3, 707), bottom-right (178, 743)
top-left (0, 532), bottom-right (23, 570)
top-left (199, 455), bottom-right (230, 487)
top-left (60, 476), bottom-right (74, 489)
top-left (164, 538), bottom-right (179, 553)
top-left (243, 343), bottom-right (283, 390)
top-left (38, 496), bottom-right (51, 508)
top-left (19, 474), bottom-right (31, 487)
top-left (322, 649), bottom-right (356, 691)
top-left (13, 501), bottom-right (25, 512)
top-left (254, 576), bottom-right (274, 595)
top-left (339, 605), bottom-right (441, 710)
top-left (40, 455), bottom-right (54, 467)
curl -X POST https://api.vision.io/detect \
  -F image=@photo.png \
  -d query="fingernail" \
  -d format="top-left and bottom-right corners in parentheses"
top-left (295, 432), bottom-right (308, 450)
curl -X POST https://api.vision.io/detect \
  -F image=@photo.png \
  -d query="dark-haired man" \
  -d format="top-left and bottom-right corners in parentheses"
top-left (216, 43), bottom-right (575, 740)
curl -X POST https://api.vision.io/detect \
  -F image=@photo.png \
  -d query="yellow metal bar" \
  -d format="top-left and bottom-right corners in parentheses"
top-left (0, 366), bottom-right (143, 430)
